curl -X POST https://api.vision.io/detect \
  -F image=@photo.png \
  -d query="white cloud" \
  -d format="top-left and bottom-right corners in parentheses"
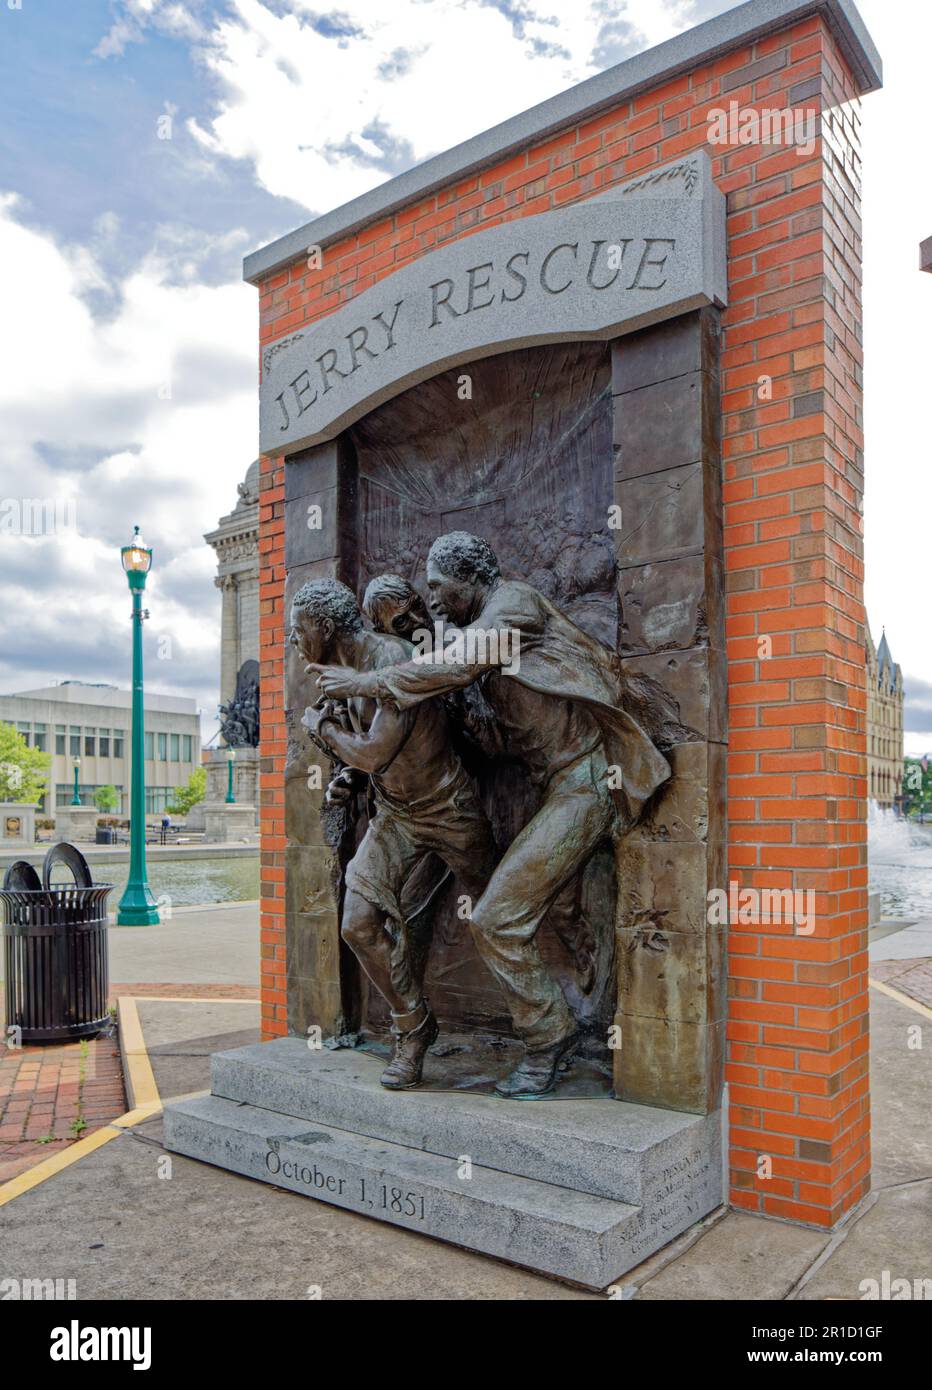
top-left (95, 0), bottom-right (207, 59)
top-left (0, 194), bottom-right (258, 728)
top-left (185, 0), bottom-right (694, 213)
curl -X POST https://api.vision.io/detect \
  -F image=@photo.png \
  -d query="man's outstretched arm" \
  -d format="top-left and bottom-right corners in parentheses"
top-left (310, 653), bottom-right (485, 707)
top-left (309, 589), bottom-right (540, 708)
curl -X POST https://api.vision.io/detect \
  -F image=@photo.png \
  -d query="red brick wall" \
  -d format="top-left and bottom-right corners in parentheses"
top-left (255, 13), bottom-right (868, 1228)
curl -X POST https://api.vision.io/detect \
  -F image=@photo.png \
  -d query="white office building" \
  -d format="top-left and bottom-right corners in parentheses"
top-left (0, 681), bottom-right (201, 817)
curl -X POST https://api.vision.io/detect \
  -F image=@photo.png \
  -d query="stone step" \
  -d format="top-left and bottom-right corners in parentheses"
top-left (163, 1093), bottom-right (643, 1289)
top-left (210, 1037), bottom-right (722, 1208)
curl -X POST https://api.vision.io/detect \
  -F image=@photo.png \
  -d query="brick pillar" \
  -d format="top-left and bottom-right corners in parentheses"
top-left (720, 34), bottom-right (869, 1227)
top-left (250, 5), bottom-right (876, 1227)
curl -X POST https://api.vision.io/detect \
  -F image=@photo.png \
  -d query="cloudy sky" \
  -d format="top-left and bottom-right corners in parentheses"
top-left (0, 0), bottom-right (928, 748)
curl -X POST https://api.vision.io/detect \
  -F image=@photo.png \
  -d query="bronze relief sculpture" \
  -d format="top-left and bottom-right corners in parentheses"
top-left (289, 578), bottom-right (496, 1091)
top-left (293, 530), bottom-right (673, 1100)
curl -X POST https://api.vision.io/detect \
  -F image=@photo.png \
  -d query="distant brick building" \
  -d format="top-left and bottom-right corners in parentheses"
top-left (866, 627), bottom-right (904, 807)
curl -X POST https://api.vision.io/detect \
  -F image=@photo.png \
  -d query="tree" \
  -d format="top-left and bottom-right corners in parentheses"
top-left (903, 758), bottom-right (932, 815)
top-left (167, 766), bottom-right (206, 818)
top-left (0, 722), bottom-right (51, 804)
top-left (94, 785), bottom-right (120, 814)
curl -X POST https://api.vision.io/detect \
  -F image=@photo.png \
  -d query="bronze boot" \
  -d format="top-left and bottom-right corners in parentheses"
top-left (494, 1029), bottom-right (579, 1099)
top-left (380, 1002), bottom-right (439, 1090)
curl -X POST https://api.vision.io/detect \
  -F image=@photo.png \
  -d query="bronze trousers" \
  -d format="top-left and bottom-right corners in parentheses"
top-left (469, 750), bottom-right (614, 1049)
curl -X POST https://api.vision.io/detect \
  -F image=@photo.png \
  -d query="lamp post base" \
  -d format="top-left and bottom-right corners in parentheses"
top-left (203, 802), bottom-right (259, 844)
top-left (117, 883), bottom-right (160, 927)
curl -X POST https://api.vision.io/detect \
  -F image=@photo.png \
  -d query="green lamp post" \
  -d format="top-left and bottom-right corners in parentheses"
top-left (117, 527), bottom-right (160, 926)
top-left (71, 756), bottom-right (81, 806)
top-left (225, 746), bottom-right (236, 803)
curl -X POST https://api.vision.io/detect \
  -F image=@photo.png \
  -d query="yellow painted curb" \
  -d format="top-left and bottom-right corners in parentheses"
top-left (112, 1101), bottom-right (163, 1126)
top-left (0, 1124), bottom-right (124, 1208)
top-left (117, 996), bottom-right (162, 1112)
top-left (870, 976), bottom-right (932, 1022)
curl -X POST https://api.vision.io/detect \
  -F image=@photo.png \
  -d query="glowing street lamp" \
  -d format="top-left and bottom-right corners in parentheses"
top-left (117, 527), bottom-right (159, 926)
top-left (226, 746), bottom-right (236, 804)
top-left (71, 756), bottom-right (81, 806)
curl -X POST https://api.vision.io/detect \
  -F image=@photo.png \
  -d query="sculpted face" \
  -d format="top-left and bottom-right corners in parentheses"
top-left (426, 557), bottom-right (481, 627)
top-left (289, 606), bottom-right (333, 666)
top-left (366, 587), bottom-right (431, 641)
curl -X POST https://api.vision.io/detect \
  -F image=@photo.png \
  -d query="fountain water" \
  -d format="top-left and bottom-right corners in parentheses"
top-left (868, 801), bottom-right (932, 920)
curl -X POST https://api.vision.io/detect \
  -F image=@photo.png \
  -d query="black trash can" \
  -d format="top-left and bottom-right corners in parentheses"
top-left (1, 849), bottom-right (112, 1043)
top-left (95, 827), bottom-right (114, 845)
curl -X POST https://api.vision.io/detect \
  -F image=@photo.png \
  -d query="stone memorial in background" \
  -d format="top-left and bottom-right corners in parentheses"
top-left (198, 463), bottom-right (261, 839)
top-left (0, 803), bottom-right (37, 851)
top-left (51, 803), bottom-right (98, 844)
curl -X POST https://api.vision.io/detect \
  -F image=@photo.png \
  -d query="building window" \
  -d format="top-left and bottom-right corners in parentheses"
top-left (183, 734), bottom-right (192, 762)
top-left (113, 730), bottom-right (124, 758)
top-left (84, 729), bottom-right (96, 757)
top-left (33, 723), bottom-right (46, 752)
top-left (70, 726), bottom-right (80, 757)
top-left (144, 731), bottom-right (154, 761)
top-left (157, 732), bottom-right (167, 761)
top-left (17, 721), bottom-right (31, 746)
top-left (145, 787), bottom-right (173, 814)
top-left (99, 728), bottom-right (110, 757)
top-left (56, 725), bottom-right (65, 755)
top-left (170, 733), bottom-right (180, 762)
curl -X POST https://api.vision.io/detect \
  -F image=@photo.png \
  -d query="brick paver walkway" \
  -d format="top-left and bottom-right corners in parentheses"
top-left (108, 983), bottom-right (259, 1001)
top-left (0, 1031), bottom-right (126, 1185)
top-left (0, 987), bottom-right (257, 1186)
top-left (872, 957), bottom-right (932, 1010)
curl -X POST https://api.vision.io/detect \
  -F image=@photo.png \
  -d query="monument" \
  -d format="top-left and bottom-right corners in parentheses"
top-left (166, 0), bottom-right (882, 1286)
top-left (200, 462), bottom-right (260, 839)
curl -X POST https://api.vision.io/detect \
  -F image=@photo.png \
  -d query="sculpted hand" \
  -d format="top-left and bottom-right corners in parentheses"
top-left (325, 769), bottom-right (358, 807)
top-left (301, 702), bottom-right (333, 740)
top-left (306, 664), bottom-right (375, 700)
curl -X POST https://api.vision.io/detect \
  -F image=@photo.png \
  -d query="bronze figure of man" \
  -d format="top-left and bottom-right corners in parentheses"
top-left (366, 573), bottom-right (602, 999)
top-left (289, 577), bottom-right (496, 1090)
top-left (310, 533), bottom-right (671, 1099)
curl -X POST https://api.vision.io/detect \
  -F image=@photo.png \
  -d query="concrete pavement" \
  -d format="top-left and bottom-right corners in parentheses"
top-left (107, 902), bottom-right (259, 991)
top-left (0, 905), bottom-right (929, 1299)
top-left (0, 982), bottom-right (928, 1299)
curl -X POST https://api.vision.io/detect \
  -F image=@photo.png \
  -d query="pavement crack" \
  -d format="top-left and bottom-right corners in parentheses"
top-left (125, 1129), bottom-right (168, 1151)
top-left (784, 1192), bottom-right (878, 1301)
top-left (874, 1173), bottom-right (932, 1192)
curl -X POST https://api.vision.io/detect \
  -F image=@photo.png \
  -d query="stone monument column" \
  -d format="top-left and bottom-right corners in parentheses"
top-left (215, 574), bottom-right (240, 712)
top-left (198, 461), bottom-right (261, 839)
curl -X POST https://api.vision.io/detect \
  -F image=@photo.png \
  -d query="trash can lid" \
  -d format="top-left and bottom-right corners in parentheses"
top-left (42, 842), bottom-right (93, 890)
top-left (2, 860), bottom-right (41, 891)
